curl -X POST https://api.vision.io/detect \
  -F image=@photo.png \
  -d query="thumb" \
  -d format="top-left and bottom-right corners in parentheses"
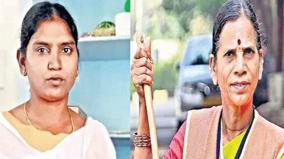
top-left (144, 36), bottom-right (152, 59)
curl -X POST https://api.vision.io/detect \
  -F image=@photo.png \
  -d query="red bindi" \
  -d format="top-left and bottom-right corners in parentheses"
top-left (237, 39), bottom-right (241, 45)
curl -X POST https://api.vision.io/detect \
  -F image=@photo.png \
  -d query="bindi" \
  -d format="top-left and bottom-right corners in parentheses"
top-left (237, 39), bottom-right (241, 45)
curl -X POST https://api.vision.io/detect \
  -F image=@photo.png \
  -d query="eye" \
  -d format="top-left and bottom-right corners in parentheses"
top-left (36, 47), bottom-right (49, 54)
top-left (62, 47), bottom-right (72, 54)
top-left (224, 50), bottom-right (235, 57)
top-left (243, 48), bottom-right (255, 57)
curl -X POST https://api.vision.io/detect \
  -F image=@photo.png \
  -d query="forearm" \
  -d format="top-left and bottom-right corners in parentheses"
top-left (133, 97), bottom-right (152, 159)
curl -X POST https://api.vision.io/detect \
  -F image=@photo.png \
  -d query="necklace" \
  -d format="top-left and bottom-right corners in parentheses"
top-left (23, 102), bottom-right (74, 133)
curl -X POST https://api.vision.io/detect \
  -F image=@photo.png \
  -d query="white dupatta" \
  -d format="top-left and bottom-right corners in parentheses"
top-left (0, 113), bottom-right (116, 159)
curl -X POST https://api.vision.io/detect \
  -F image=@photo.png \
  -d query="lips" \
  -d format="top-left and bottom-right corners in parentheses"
top-left (230, 81), bottom-right (250, 93)
top-left (46, 75), bottom-right (64, 85)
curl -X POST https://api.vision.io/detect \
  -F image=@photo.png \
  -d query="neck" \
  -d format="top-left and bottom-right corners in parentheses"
top-left (26, 93), bottom-right (71, 134)
top-left (222, 102), bottom-right (253, 143)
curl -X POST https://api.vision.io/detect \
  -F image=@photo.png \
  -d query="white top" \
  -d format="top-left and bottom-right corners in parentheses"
top-left (0, 114), bottom-right (116, 159)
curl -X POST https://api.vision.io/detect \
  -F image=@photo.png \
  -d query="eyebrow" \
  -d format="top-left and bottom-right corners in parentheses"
top-left (242, 46), bottom-right (255, 50)
top-left (61, 41), bottom-right (75, 46)
top-left (243, 47), bottom-right (256, 53)
top-left (223, 48), bottom-right (236, 55)
top-left (33, 41), bottom-right (49, 46)
top-left (32, 41), bottom-right (75, 46)
top-left (224, 45), bottom-right (255, 53)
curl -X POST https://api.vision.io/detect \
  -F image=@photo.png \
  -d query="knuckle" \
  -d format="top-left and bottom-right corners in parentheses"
top-left (141, 57), bottom-right (147, 64)
top-left (143, 67), bottom-right (147, 73)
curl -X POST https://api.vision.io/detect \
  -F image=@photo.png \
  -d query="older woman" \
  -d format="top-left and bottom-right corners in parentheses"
top-left (0, 2), bottom-right (115, 158)
top-left (131, 0), bottom-right (284, 158)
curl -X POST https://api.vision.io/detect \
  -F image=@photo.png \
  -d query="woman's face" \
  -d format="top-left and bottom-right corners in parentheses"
top-left (19, 17), bottom-right (78, 102)
top-left (210, 14), bottom-right (263, 108)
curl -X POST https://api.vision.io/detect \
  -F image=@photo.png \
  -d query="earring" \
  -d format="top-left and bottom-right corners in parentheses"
top-left (259, 73), bottom-right (262, 80)
top-left (22, 70), bottom-right (27, 76)
top-left (211, 73), bottom-right (217, 85)
top-left (213, 80), bottom-right (218, 85)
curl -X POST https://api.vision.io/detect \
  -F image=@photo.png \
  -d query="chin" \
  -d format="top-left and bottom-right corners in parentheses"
top-left (43, 91), bottom-right (68, 102)
top-left (230, 93), bottom-right (252, 108)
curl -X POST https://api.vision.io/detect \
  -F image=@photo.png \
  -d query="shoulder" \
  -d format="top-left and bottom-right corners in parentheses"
top-left (255, 111), bottom-right (284, 138)
top-left (187, 105), bottom-right (222, 120)
top-left (84, 117), bottom-right (113, 147)
top-left (7, 104), bottom-right (26, 124)
top-left (85, 117), bottom-right (110, 136)
top-left (86, 118), bottom-right (108, 130)
top-left (165, 121), bottom-right (187, 159)
top-left (83, 117), bottom-right (116, 158)
top-left (249, 111), bottom-right (284, 158)
top-left (189, 105), bottom-right (222, 114)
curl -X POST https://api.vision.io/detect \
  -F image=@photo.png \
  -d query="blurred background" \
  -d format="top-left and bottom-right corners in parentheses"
top-left (130, 0), bottom-right (284, 157)
top-left (0, 0), bottom-right (131, 158)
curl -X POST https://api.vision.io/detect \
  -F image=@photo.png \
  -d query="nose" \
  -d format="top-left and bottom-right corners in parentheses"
top-left (234, 53), bottom-right (247, 76)
top-left (48, 51), bottom-right (62, 71)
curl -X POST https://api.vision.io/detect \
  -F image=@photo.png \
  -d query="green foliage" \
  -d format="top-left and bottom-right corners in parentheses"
top-left (195, 0), bottom-right (227, 19)
top-left (162, 0), bottom-right (226, 19)
top-left (152, 53), bottom-right (180, 96)
top-left (146, 0), bottom-right (226, 40)
top-left (162, 0), bottom-right (195, 34)
top-left (147, 8), bottom-right (185, 40)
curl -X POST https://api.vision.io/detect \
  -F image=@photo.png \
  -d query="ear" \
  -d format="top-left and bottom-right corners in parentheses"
top-left (209, 54), bottom-right (218, 85)
top-left (17, 50), bottom-right (27, 76)
top-left (258, 49), bottom-right (264, 80)
top-left (75, 60), bottom-right (79, 78)
top-left (75, 69), bottom-right (79, 78)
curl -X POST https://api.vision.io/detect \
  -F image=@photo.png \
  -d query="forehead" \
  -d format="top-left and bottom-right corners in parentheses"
top-left (218, 14), bottom-right (257, 49)
top-left (29, 17), bottom-right (74, 44)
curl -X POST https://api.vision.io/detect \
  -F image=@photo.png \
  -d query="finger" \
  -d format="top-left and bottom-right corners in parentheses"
top-left (131, 67), bottom-right (152, 84)
top-left (134, 47), bottom-right (148, 59)
top-left (133, 57), bottom-right (152, 70)
top-left (133, 66), bottom-right (153, 77)
top-left (135, 32), bottom-right (144, 48)
top-left (134, 47), bottom-right (142, 59)
top-left (133, 57), bottom-right (153, 70)
top-left (133, 74), bottom-right (153, 85)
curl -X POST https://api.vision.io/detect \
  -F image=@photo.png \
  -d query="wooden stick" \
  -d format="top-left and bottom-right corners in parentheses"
top-left (143, 85), bottom-right (159, 159)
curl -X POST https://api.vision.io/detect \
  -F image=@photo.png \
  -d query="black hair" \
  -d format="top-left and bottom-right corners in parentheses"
top-left (212, 0), bottom-right (265, 57)
top-left (19, 1), bottom-right (78, 56)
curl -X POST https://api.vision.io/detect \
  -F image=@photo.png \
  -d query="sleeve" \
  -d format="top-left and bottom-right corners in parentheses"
top-left (163, 121), bottom-right (186, 159)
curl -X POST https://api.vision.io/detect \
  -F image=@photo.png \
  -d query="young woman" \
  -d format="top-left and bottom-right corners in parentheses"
top-left (0, 2), bottom-right (115, 158)
top-left (131, 0), bottom-right (284, 158)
